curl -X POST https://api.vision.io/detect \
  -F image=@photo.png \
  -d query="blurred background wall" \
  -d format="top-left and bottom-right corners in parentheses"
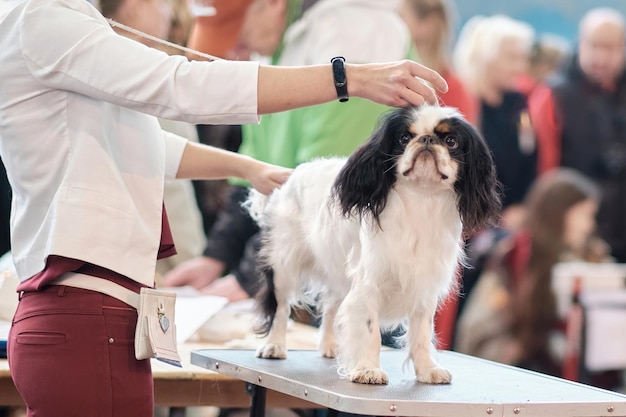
top-left (453, 0), bottom-right (626, 42)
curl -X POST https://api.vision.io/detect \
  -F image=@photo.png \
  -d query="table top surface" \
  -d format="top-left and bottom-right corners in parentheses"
top-left (191, 349), bottom-right (626, 417)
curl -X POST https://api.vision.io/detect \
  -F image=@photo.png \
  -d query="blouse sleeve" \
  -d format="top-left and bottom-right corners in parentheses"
top-left (162, 130), bottom-right (189, 180)
top-left (20, 0), bottom-right (259, 125)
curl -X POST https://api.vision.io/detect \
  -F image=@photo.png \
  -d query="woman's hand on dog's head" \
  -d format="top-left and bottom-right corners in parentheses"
top-left (348, 60), bottom-right (448, 108)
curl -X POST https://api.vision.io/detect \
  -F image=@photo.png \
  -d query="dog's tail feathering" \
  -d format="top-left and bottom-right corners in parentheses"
top-left (253, 253), bottom-right (278, 336)
top-left (242, 189), bottom-right (270, 227)
top-left (242, 188), bottom-right (279, 336)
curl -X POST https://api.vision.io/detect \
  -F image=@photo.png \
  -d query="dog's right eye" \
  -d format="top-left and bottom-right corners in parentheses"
top-left (445, 136), bottom-right (459, 149)
top-left (399, 132), bottom-right (412, 146)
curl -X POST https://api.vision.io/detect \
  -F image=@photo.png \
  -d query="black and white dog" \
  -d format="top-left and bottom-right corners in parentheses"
top-left (246, 105), bottom-right (501, 385)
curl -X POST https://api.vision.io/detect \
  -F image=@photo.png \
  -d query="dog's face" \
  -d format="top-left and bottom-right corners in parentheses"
top-left (333, 105), bottom-right (501, 236)
top-left (395, 106), bottom-right (466, 190)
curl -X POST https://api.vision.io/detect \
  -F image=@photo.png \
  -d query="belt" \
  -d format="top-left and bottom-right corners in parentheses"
top-left (54, 272), bottom-right (141, 309)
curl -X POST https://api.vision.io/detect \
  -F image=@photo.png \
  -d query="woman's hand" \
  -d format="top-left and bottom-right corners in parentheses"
top-left (176, 142), bottom-right (290, 192)
top-left (201, 274), bottom-right (249, 303)
top-left (348, 60), bottom-right (448, 107)
top-left (244, 159), bottom-right (292, 195)
top-left (161, 256), bottom-right (225, 289)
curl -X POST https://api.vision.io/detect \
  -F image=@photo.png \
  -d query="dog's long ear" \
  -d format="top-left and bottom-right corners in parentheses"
top-left (452, 118), bottom-right (502, 236)
top-left (332, 108), bottom-right (407, 226)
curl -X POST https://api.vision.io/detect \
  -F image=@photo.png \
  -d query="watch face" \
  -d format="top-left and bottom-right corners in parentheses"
top-left (332, 58), bottom-right (347, 85)
top-left (331, 57), bottom-right (349, 101)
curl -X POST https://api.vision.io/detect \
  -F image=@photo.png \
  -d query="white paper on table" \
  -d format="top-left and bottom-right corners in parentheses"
top-left (166, 286), bottom-right (229, 343)
top-left (582, 291), bottom-right (626, 371)
top-left (552, 262), bottom-right (626, 318)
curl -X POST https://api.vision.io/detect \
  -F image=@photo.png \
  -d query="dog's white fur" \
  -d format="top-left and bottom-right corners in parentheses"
top-left (247, 105), bottom-right (499, 385)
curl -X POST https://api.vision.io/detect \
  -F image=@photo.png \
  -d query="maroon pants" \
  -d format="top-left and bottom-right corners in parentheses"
top-left (8, 286), bottom-right (153, 417)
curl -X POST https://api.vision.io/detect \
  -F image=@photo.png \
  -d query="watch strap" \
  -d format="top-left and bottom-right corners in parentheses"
top-left (331, 56), bottom-right (349, 102)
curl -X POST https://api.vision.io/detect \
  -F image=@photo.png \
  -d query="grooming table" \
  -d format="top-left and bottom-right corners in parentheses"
top-left (191, 349), bottom-right (626, 417)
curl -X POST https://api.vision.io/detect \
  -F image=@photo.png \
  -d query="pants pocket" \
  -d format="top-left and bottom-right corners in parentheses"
top-left (16, 331), bottom-right (66, 345)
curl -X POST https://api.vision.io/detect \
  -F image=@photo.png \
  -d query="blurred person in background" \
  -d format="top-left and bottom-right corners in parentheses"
top-left (187, 0), bottom-right (253, 60)
top-left (517, 33), bottom-right (571, 103)
top-left (453, 14), bottom-right (537, 228)
top-left (184, 0), bottom-right (254, 238)
top-left (163, 0), bottom-right (421, 302)
top-left (399, 0), bottom-right (478, 125)
top-left (455, 168), bottom-right (611, 380)
top-left (451, 15), bottom-right (538, 329)
top-left (530, 8), bottom-right (626, 264)
top-left (519, 33), bottom-right (571, 175)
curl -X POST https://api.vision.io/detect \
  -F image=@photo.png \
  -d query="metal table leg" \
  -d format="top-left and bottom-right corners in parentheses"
top-left (325, 409), bottom-right (339, 417)
top-left (168, 407), bottom-right (186, 417)
top-left (246, 383), bottom-right (267, 417)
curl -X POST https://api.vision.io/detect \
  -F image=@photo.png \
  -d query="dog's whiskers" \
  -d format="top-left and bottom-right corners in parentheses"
top-left (383, 161), bottom-right (399, 175)
top-left (380, 153), bottom-right (399, 163)
top-left (381, 152), bottom-right (400, 174)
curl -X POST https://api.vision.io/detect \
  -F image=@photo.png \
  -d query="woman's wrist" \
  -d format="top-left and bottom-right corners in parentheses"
top-left (345, 64), bottom-right (362, 100)
top-left (235, 154), bottom-right (260, 183)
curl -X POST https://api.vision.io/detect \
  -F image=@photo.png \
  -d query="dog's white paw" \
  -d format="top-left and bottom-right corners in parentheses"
top-left (349, 368), bottom-right (389, 385)
top-left (319, 342), bottom-right (338, 358)
top-left (417, 367), bottom-right (452, 384)
top-left (256, 344), bottom-right (287, 359)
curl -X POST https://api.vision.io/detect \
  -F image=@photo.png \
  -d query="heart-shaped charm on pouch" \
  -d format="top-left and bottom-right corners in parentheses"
top-left (159, 314), bottom-right (170, 333)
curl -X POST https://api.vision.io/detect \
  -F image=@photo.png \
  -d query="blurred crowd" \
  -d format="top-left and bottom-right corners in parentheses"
top-left (3, 0), bottom-right (626, 409)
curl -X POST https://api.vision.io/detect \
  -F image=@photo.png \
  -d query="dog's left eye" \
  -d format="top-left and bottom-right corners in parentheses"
top-left (445, 136), bottom-right (459, 149)
top-left (399, 132), bottom-right (412, 146)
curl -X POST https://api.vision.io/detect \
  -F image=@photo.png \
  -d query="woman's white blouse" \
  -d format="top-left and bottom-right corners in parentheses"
top-left (0, 0), bottom-right (260, 285)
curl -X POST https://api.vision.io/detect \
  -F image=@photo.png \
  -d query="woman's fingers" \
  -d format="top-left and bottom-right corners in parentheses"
top-left (402, 75), bottom-right (439, 106)
top-left (352, 60), bottom-right (447, 108)
top-left (249, 165), bottom-right (292, 195)
top-left (408, 60), bottom-right (448, 93)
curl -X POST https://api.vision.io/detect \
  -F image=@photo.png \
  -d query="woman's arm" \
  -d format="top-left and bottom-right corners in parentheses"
top-left (257, 61), bottom-right (448, 114)
top-left (24, 1), bottom-right (446, 123)
top-left (176, 141), bottom-right (291, 195)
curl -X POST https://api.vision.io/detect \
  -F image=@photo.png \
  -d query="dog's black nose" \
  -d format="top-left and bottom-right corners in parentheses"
top-left (419, 135), bottom-right (437, 145)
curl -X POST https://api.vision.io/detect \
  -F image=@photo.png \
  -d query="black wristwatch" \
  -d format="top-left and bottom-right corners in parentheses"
top-left (331, 56), bottom-right (349, 102)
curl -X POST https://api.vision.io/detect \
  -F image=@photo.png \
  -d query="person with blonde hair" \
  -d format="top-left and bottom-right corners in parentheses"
top-left (453, 15), bottom-right (537, 228)
top-left (453, 15), bottom-right (535, 104)
top-left (451, 15), bottom-right (540, 332)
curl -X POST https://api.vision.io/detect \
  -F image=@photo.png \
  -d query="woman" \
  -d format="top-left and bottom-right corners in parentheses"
top-left (455, 168), bottom-right (606, 377)
top-left (0, 0), bottom-right (446, 415)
